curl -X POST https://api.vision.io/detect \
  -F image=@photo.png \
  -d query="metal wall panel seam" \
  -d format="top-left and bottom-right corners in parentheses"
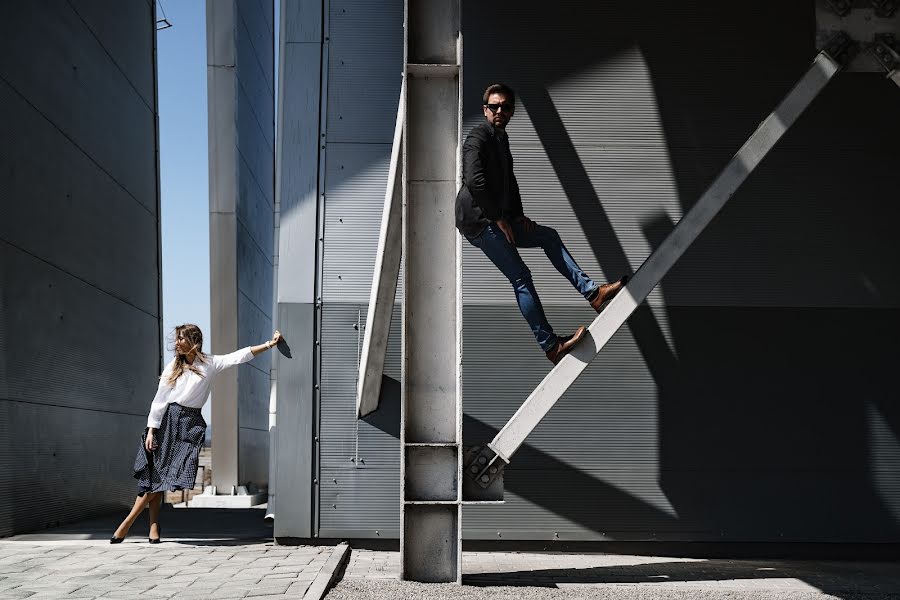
top-left (312, 0), bottom-right (332, 538)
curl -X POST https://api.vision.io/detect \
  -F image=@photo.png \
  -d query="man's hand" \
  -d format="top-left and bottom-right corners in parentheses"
top-left (517, 215), bottom-right (537, 234)
top-left (496, 219), bottom-right (516, 245)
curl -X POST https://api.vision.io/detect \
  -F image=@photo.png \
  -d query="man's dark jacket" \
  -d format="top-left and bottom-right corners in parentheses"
top-left (455, 121), bottom-right (523, 238)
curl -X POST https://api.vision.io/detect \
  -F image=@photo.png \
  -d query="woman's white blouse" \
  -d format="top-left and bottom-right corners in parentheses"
top-left (146, 347), bottom-right (255, 428)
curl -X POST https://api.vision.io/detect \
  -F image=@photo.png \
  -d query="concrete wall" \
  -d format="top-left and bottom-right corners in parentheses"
top-left (207, 0), bottom-right (275, 490)
top-left (281, 1), bottom-right (900, 542)
top-left (0, 0), bottom-right (161, 537)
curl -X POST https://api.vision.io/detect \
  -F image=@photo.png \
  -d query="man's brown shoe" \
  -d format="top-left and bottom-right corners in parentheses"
top-left (589, 276), bottom-right (628, 313)
top-left (545, 326), bottom-right (587, 365)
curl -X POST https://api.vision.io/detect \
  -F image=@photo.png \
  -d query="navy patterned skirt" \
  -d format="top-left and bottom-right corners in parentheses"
top-left (133, 403), bottom-right (206, 495)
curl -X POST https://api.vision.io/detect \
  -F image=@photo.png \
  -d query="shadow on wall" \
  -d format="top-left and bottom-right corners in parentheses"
top-left (455, 0), bottom-right (900, 543)
top-left (344, 0), bottom-right (900, 549)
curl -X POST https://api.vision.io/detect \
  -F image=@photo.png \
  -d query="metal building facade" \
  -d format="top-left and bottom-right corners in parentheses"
top-left (0, 0), bottom-right (162, 537)
top-left (207, 0), bottom-right (275, 491)
top-left (278, 0), bottom-right (900, 542)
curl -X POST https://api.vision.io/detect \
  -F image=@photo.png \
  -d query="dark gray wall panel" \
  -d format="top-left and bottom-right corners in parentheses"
top-left (239, 426), bottom-right (269, 488)
top-left (0, 0), bottom-right (160, 537)
top-left (0, 400), bottom-right (144, 538)
top-left (238, 361), bottom-right (272, 432)
top-left (326, 0), bottom-right (403, 144)
top-left (237, 82), bottom-right (276, 207)
top-left (461, 305), bottom-right (900, 541)
top-left (236, 3), bottom-right (275, 149)
top-left (0, 82), bottom-right (159, 316)
top-left (237, 0), bottom-right (275, 93)
top-left (66, 0), bottom-right (156, 107)
top-left (237, 223), bottom-right (274, 321)
top-left (237, 150), bottom-right (276, 260)
top-left (1, 243), bottom-right (160, 416)
top-left (0, 1), bottom-right (157, 212)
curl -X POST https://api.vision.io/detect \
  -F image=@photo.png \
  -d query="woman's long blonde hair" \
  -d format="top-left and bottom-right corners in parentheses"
top-left (165, 324), bottom-right (207, 386)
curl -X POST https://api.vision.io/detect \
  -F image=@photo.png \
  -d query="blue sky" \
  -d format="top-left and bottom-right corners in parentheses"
top-left (156, 1), bottom-right (279, 425)
top-left (157, 0), bottom-right (210, 357)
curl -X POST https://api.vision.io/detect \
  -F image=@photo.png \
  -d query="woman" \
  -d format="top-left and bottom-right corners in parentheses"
top-left (110, 324), bottom-right (283, 543)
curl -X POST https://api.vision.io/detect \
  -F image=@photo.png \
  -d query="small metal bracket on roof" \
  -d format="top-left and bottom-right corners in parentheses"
top-left (871, 33), bottom-right (900, 71)
top-left (823, 31), bottom-right (859, 65)
top-left (826, 0), bottom-right (852, 17)
top-left (872, 0), bottom-right (899, 18)
top-left (156, 18), bottom-right (172, 31)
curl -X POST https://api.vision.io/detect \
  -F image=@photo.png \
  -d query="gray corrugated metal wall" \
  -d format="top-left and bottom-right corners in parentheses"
top-left (0, 0), bottom-right (161, 537)
top-left (312, 0), bottom-right (900, 541)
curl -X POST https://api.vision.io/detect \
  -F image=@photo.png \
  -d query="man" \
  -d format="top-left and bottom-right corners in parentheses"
top-left (455, 83), bottom-right (626, 364)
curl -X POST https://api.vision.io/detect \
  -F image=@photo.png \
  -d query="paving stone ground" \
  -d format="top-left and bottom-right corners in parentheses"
top-left (4, 509), bottom-right (899, 600)
top-left (0, 508), bottom-right (332, 599)
top-left (340, 550), bottom-right (900, 598)
top-left (0, 540), bottom-right (331, 599)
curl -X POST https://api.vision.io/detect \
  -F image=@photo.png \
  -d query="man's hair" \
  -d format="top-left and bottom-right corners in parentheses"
top-left (482, 83), bottom-right (515, 106)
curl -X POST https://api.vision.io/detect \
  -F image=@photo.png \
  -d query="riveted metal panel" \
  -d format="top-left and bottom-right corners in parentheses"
top-left (321, 143), bottom-right (405, 304)
top-left (326, 0), bottom-right (403, 143)
top-left (319, 303), bottom-right (402, 536)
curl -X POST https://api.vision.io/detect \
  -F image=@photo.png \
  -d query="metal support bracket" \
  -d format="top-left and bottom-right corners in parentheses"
top-left (872, 33), bottom-right (900, 85)
top-left (823, 30), bottom-right (859, 66)
top-left (463, 445), bottom-right (506, 490)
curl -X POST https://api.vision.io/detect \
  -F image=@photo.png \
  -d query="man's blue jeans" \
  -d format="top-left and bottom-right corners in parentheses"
top-left (466, 220), bottom-right (597, 352)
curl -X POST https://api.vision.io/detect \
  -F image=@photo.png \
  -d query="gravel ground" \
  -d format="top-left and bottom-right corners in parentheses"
top-left (327, 580), bottom-right (900, 600)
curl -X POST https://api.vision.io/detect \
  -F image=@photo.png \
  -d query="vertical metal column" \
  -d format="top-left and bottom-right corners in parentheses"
top-left (400, 0), bottom-right (462, 584)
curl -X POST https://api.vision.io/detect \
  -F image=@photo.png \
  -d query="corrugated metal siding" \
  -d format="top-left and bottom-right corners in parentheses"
top-left (319, 303), bottom-right (401, 537)
top-left (326, 0), bottom-right (403, 144)
top-left (313, 0), bottom-right (900, 541)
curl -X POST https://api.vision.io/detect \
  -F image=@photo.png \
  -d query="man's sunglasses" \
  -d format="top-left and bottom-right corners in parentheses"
top-left (485, 103), bottom-right (513, 114)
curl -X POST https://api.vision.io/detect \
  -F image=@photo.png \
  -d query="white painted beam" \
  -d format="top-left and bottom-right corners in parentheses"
top-left (488, 51), bottom-right (843, 464)
top-left (356, 79), bottom-right (405, 418)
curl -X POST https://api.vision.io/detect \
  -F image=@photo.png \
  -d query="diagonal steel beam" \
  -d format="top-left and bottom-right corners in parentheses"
top-left (356, 79), bottom-right (406, 418)
top-left (470, 48), bottom-right (845, 482)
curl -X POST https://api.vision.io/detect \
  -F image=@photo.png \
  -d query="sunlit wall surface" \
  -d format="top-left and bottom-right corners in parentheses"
top-left (0, 1), bottom-right (162, 536)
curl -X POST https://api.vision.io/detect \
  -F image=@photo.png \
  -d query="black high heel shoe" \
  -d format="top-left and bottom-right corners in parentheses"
top-left (109, 536), bottom-right (124, 544)
top-left (149, 527), bottom-right (161, 544)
